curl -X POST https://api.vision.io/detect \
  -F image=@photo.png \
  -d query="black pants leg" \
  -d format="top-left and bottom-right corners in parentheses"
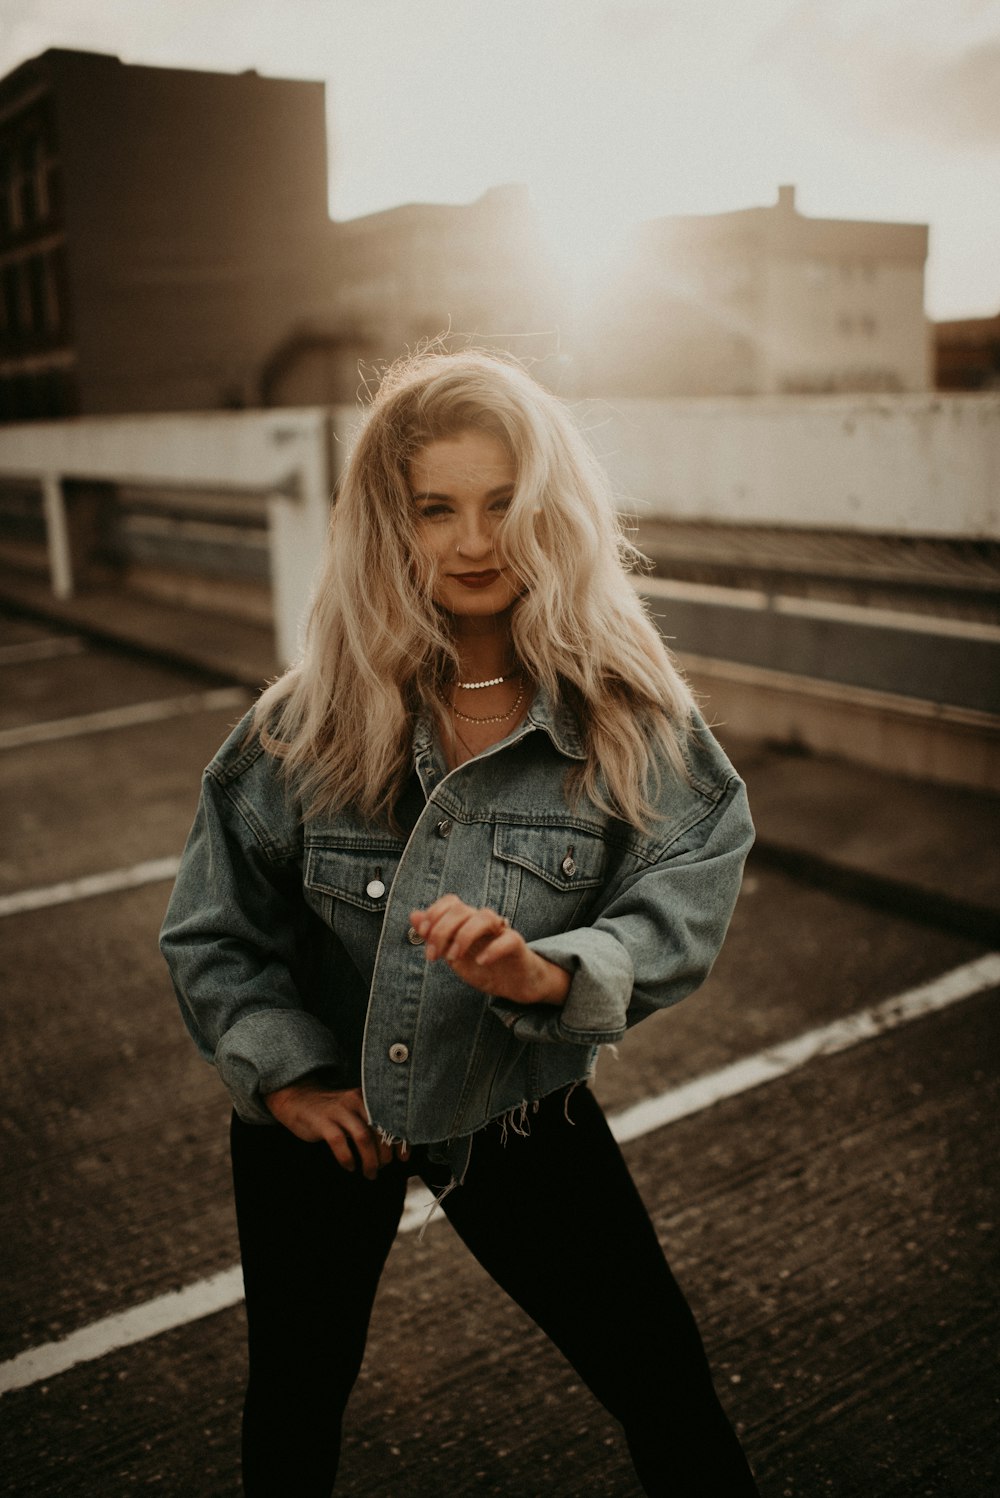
top-left (230, 1113), bottom-right (408, 1498)
top-left (430, 1086), bottom-right (759, 1498)
top-left (231, 1089), bottom-right (758, 1497)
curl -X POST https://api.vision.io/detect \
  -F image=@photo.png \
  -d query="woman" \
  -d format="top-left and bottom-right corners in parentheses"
top-left (160, 349), bottom-right (759, 1496)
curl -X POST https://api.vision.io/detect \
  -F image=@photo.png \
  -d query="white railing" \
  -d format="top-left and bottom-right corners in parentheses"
top-left (577, 392), bottom-right (1000, 539)
top-left (1, 394), bottom-right (997, 668)
top-left (0, 408), bottom-right (363, 665)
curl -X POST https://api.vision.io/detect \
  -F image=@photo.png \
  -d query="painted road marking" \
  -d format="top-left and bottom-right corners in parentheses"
top-left (0, 857), bottom-right (182, 919)
top-left (0, 687), bottom-right (248, 751)
top-left (402, 950), bottom-right (1000, 1228)
top-left (0, 636), bottom-right (87, 665)
top-left (1, 952), bottom-right (996, 1396)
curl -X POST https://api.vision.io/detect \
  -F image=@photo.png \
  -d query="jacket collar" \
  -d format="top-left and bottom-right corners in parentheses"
top-left (412, 683), bottom-right (586, 765)
top-left (525, 684), bottom-right (586, 760)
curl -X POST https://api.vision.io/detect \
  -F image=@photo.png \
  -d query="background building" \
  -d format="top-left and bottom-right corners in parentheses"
top-left (584, 185), bottom-right (932, 397)
top-left (0, 48), bottom-right (941, 419)
top-left (935, 311), bottom-right (1000, 390)
top-left (0, 48), bottom-right (333, 419)
top-left (261, 184), bottom-right (567, 406)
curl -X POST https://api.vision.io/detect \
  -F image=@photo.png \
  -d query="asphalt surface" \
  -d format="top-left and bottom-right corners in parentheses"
top-left (0, 606), bottom-right (998, 1497)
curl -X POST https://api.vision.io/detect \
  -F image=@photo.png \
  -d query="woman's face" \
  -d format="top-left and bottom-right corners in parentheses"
top-left (407, 430), bottom-right (522, 619)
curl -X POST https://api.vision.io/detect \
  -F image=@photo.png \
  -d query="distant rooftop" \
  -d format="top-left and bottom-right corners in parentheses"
top-left (637, 183), bottom-right (928, 261)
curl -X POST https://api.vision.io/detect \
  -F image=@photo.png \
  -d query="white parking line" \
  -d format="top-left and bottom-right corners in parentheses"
top-left (0, 636), bottom-right (87, 665)
top-left (0, 687), bottom-right (248, 751)
top-left (1, 951), bottom-right (996, 1397)
top-left (0, 857), bottom-right (182, 919)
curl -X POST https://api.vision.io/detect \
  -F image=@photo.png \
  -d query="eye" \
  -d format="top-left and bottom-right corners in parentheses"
top-left (416, 503), bottom-right (451, 521)
top-left (490, 496), bottom-right (513, 515)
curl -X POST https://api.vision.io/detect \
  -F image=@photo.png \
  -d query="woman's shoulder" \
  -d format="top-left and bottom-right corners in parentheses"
top-left (201, 706), bottom-right (303, 841)
top-left (204, 707), bottom-right (271, 787)
top-left (622, 705), bottom-right (748, 860)
top-left (675, 706), bottom-right (745, 799)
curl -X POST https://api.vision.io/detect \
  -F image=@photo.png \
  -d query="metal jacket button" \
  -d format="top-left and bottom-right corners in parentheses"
top-left (436, 818), bottom-right (452, 838)
top-left (406, 925), bottom-right (425, 945)
top-left (366, 878), bottom-right (386, 899)
top-left (561, 854), bottom-right (577, 877)
top-left (388, 1042), bottom-right (409, 1064)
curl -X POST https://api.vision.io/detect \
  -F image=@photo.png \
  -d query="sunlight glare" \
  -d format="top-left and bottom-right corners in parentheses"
top-left (535, 194), bottom-right (633, 302)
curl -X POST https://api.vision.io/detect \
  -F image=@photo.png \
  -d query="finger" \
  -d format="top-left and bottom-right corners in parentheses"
top-left (343, 1094), bottom-right (395, 1171)
top-left (323, 1127), bottom-right (356, 1173)
top-left (474, 927), bottom-right (523, 966)
top-left (375, 1134), bottom-right (394, 1169)
top-left (338, 1111), bottom-right (383, 1180)
top-left (410, 886), bottom-right (464, 946)
top-left (445, 909), bottom-right (506, 962)
top-left (409, 894), bottom-right (463, 934)
top-left (422, 904), bottom-right (476, 961)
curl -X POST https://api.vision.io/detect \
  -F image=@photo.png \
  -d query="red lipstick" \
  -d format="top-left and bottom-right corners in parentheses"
top-left (451, 570), bottom-right (502, 589)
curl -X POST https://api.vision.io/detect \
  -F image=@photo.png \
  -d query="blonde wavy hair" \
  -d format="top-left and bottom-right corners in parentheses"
top-left (253, 348), bottom-right (695, 830)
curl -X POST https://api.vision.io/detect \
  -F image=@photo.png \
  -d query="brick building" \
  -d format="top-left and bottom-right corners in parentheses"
top-left (0, 48), bottom-right (333, 419)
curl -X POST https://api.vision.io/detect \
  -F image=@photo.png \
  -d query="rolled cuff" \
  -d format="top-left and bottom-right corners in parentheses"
top-left (487, 928), bottom-right (634, 1045)
top-left (215, 1008), bottom-right (345, 1124)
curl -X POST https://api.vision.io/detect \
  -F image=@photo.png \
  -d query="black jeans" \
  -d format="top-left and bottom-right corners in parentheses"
top-left (231, 1085), bottom-right (759, 1497)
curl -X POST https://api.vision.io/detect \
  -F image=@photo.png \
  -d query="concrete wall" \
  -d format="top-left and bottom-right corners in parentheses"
top-left (574, 392), bottom-right (999, 539)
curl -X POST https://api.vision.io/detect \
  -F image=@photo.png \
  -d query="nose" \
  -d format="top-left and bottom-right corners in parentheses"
top-left (456, 512), bottom-right (494, 560)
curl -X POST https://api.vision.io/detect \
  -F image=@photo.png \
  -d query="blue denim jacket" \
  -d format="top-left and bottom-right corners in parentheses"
top-left (160, 690), bottom-right (753, 1178)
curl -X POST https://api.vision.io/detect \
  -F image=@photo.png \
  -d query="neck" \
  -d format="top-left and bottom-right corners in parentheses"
top-left (451, 612), bottom-right (515, 681)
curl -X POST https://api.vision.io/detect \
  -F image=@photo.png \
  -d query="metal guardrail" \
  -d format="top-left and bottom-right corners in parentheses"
top-left (640, 577), bottom-right (1000, 717)
top-left (0, 405), bottom-right (997, 790)
top-left (0, 409), bottom-right (353, 665)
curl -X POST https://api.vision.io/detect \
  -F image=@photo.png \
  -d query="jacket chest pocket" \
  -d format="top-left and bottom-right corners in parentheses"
top-left (303, 842), bottom-right (404, 959)
top-left (491, 824), bottom-right (610, 941)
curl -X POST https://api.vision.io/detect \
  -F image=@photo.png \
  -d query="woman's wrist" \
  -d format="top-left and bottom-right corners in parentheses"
top-left (527, 954), bottom-right (572, 1006)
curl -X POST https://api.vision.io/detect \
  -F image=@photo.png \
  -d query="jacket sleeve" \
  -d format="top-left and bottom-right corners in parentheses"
top-left (487, 773), bottom-right (754, 1046)
top-left (159, 763), bottom-right (343, 1123)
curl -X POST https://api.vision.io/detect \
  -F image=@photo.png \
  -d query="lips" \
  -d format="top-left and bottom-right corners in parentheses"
top-left (451, 570), bottom-right (502, 589)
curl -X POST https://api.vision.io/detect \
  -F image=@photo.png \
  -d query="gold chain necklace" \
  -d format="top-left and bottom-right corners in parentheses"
top-left (450, 719), bottom-right (478, 763)
top-left (446, 682), bottom-right (525, 724)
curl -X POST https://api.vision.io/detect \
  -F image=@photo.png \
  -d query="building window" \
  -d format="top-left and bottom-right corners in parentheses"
top-left (2, 262), bottom-right (25, 337)
top-left (0, 134), bottom-right (52, 238)
top-left (26, 255), bottom-right (43, 331)
top-left (20, 138), bottom-right (49, 223)
top-left (0, 149), bottom-right (14, 238)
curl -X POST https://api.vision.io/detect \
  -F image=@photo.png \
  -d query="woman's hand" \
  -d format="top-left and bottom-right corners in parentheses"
top-left (409, 896), bottom-right (571, 1007)
top-left (263, 1081), bottom-right (407, 1180)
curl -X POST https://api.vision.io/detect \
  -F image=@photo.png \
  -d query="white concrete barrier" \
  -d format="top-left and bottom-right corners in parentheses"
top-left (2, 394), bottom-right (996, 671)
top-left (573, 393), bottom-right (1000, 539)
top-left (0, 409), bottom-right (335, 666)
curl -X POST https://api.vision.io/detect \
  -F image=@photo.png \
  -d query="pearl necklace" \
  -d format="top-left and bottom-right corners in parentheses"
top-left (456, 669), bottom-right (516, 691)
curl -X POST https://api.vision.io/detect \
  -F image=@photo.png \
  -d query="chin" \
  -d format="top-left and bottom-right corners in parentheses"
top-left (436, 583), bottom-right (521, 616)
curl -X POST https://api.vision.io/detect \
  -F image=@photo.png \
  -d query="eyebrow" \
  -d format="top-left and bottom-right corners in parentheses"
top-left (411, 484), bottom-right (515, 501)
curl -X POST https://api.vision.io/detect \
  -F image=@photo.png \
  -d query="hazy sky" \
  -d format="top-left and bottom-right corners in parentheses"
top-left (2, 0), bottom-right (998, 318)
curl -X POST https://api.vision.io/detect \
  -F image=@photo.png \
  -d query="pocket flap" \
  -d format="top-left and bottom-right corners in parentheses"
top-left (304, 842), bottom-right (402, 912)
top-left (492, 825), bottom-right (608, 890)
